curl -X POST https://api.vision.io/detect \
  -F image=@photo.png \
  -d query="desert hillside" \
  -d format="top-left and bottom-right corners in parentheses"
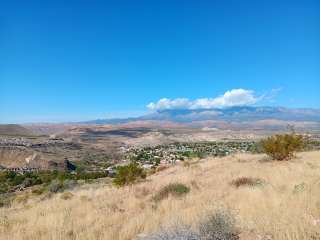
top-left (0, 124), bottom-right (34, 136)
top-left (0, 151), bottom-right (320, 240)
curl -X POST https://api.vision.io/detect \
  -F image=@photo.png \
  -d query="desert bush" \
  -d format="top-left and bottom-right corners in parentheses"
top-left (145, 225), bottom-right (200, 240)
top-left (144, 210), bottom-right (239, 240)
top-left (0, 169), bottom-right (110, 194)
top-left (153, 183), bottom-right (190, 202)
top-left (63, 179), bottom-right (77, 190)
top-left (199, 211), bottom-right (239, 240)
top-left (47, 179), bottom-right (64, 193)
top-left (147, 168), bottom-right (156, 176)
top-left (22, 176), bottom-right (42, 188)
top-left (230, 177), bottom-right (264, 188)
top-left (47, 179), bottom-right (76, 193)
top-left (61, 191), bottom-right (74, 200)
top-left (113, 163), bottom-right (146, 186)
top-left (260, 133), bottom-right (305, 160)
top-left (0, 195), bottom-right (11, 208)
top-left (0, 171), bottom-right (44, 193)
top-left (31, 186), bottom-right (45, 195)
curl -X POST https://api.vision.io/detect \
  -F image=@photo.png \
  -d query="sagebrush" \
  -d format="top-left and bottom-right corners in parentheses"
top-left (260, 133), bottom-right (304, 160)
top-left (145, 211), bottom-right (239, 240)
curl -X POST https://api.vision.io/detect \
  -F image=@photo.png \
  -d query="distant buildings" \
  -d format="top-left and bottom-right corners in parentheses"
top-left (125, 141), bottom-right (256, 166)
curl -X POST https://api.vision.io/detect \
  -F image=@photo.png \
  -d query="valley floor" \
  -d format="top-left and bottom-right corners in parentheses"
top-left (1, 151), bottom-right (320, 240)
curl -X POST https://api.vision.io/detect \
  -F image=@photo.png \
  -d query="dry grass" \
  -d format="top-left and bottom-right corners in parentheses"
top-left (1, 151), bottom-right (320, 240)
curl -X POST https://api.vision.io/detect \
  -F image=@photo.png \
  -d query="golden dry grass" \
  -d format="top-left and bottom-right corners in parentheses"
top-left (1, 151), bottom-right (320, 240)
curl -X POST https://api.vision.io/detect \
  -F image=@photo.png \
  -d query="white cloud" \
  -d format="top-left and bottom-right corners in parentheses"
top-left (147, 98), bottom-right (192, 110)
top-left (147, 89), bottom-right (261, 111)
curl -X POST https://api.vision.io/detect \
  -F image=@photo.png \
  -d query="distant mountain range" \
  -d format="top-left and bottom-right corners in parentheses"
top-left (84, 106), bottom-right (320, 125)
top-left (3, 106), bottom-right (318, 136)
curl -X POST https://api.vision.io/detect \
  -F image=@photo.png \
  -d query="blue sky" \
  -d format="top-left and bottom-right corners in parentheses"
top-left (1, 0), bottom-right (319, 123)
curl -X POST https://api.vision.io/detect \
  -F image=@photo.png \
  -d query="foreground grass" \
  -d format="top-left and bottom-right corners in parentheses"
top-left (1, 151), bottom-right (320, 240)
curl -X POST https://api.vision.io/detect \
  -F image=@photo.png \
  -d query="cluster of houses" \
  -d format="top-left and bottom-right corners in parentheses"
top-left (125, 141), bottom-right (256, 167)
top-left (0, 165), bottom-right (39, 174)
top-left (0, 136), bottom-right (69, 148)
top-left (0, 137), bottom-right (33, 147)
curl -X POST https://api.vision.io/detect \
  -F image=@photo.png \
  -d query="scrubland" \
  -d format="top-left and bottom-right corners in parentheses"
top-left (1, 151), bottom-right (320, 240)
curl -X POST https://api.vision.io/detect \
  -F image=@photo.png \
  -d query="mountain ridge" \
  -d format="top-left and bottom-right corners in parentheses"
top-left (83, 106), bottom-right (320, 125)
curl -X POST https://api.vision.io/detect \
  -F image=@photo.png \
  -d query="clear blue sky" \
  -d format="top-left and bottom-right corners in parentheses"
top-left (1, 0), bottom-right (319, 123)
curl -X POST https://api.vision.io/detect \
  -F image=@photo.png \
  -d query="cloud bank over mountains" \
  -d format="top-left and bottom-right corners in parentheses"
top-left (147, 89), bottom-right (261, 111)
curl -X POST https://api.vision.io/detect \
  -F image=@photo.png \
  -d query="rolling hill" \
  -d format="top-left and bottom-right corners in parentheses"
top-left (0, 124), bottom-right (35, 136)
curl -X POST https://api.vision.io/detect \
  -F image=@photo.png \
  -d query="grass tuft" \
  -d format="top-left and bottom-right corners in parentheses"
top-left (153, 183), bottom-right (190, 202)
top-left (230, 177), bottom-right (264, 188)
top-left (60, 191), bottom-right (74, 200)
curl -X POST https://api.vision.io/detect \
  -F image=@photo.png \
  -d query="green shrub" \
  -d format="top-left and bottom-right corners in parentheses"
top-left (153, 183), bottom-right (190, 202)
top-left (0, 171), bottom-right (44, 193)
top-left (0, 169), bottom-right (109, 194)
top-left (260, 133), bottom-right (305, 161)
top-left (48, 180), bottom-right (64, 193)
top-left (113, 163), bottom-right (146, 186)
top-left (63, 179), bottom-right (77, 190)
top-left (248, 142), bottom-right (264, 153)
top-left (22, 176), bottom-right (42, 188)
top-left (0, 196), bottom-right (11, 208)
top-left (197, 152), bottom-right (207, 159)
top-left (0, 184), bottom-right (9, 194)
top-left (32, 186), bottom-right (45, 195)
